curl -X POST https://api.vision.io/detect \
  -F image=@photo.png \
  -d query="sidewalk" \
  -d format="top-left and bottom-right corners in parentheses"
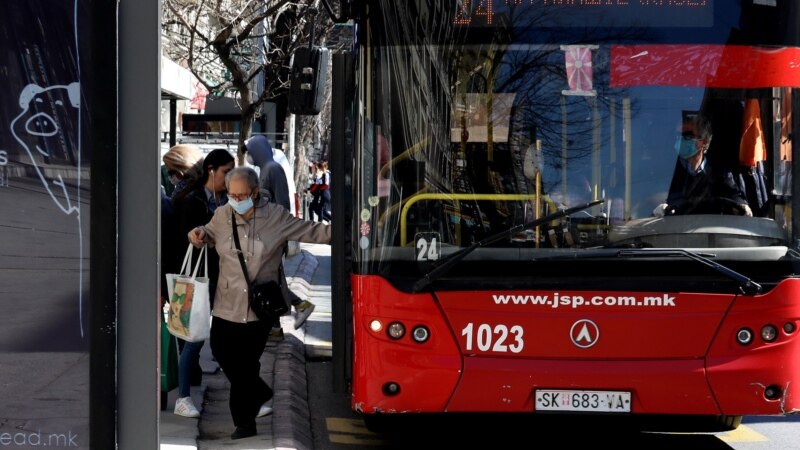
top-left (160, 242), bottom-right (332, 450)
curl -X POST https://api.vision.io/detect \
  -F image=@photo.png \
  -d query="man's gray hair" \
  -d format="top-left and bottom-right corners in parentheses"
top-left (693, 114), bottom-right (713, 141)
top-left (225, 167), bottom-right (260, 193)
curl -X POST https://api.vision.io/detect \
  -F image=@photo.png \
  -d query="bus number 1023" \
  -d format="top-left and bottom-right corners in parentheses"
top-left (461, 323), bottom-right (524, 353)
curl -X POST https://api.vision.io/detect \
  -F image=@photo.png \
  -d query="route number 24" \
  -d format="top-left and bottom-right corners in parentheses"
top-left (461, 323), bottom-right (524, 353)
top-left (415, 233), bottom-right (441, 261)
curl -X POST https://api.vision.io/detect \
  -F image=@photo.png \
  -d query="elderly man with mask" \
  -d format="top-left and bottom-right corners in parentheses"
top-left (187, 166), bottom-right (330, 439)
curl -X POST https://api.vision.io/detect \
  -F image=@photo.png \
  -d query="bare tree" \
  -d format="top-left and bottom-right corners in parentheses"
top-left (163, 0), bottom-right (334, 163)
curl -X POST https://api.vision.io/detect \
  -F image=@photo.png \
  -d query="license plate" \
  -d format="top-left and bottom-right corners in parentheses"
top-left (535, 389), bottom-right (631, 413)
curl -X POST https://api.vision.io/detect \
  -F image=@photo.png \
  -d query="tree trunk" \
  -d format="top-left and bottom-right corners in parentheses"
top-left (238, 106), bottom-right (255, 165)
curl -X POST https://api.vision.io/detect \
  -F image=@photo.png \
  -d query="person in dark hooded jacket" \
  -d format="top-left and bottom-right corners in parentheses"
top-left (245, 135), bottom-right (291, 210)
top-left (244, 135), bottom-right (316, 339)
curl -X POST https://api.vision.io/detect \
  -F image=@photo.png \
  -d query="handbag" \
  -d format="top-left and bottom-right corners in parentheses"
top-left (165, 243), bottom-right (211, 342)
top-left (231, 210), bottom-right (289, 321)
top-left (249, 280), bottom-right (287, 321)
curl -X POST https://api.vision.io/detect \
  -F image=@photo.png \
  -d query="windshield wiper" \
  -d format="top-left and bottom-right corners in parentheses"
top-left (412, 199), bottom-right (604, 292)
top-left (617, 249), bottom-right (762, 295)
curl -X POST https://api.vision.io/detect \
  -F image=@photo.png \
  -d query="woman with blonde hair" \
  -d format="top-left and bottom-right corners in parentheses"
top-left (162, 144), bottom-right (204, 199)
top-left (160, 143), bottom-right (205, 412)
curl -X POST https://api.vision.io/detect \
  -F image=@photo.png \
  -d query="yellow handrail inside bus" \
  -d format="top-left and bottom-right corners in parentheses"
top-left (400, 193), bottom-right (556, 246)
top-left (377, 186), bottom-right (430, 227)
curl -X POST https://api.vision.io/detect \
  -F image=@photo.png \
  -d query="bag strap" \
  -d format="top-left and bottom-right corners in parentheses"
top-left (180, 244), bottom-right (194, 276)
top-left (231, 210), bottom-right (252, 287)
top-left (189, 244), bottom-right (207, 280)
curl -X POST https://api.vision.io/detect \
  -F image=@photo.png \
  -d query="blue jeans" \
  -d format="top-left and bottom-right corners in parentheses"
top-left (178, 339), bottom-right (204, 397)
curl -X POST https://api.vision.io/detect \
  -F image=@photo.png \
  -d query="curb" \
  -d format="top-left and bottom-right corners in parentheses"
top-left (273, 331), bottom-right (312, 450)
top-left (275, 248), bottom-right (318, 450)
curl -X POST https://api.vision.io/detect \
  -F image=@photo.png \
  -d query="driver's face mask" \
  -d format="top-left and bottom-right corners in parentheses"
top-left (675, 125), bottom-right (711, 160)
top-left (675, 137), bottom-right (700, 160)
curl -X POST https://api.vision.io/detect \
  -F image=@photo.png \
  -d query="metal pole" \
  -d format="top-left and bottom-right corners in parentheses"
top-left (119, 0), bottom-right (160, 447)
top-left (331, 51), bottom-right (352, 392)
top-left (169, 98), bottom-right (177, 147)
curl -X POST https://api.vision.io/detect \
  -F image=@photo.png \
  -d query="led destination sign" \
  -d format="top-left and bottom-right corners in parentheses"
top-left (455, 0), bottom-right (714, 28)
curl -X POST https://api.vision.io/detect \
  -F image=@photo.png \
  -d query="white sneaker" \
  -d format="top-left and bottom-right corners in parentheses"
top-left (257, 403), bottom-right (273, 418)
top-left (174, 396), bottom-right (201, 418)
top-left (293, 300), bottom-right (316, 329)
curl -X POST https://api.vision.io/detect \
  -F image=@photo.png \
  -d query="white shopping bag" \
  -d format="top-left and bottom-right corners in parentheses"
top-left (165, 244), bottom-right (210, 342)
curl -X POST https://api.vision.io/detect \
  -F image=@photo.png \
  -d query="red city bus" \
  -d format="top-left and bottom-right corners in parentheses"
top-left (325, 0), bottom-right (800, 432)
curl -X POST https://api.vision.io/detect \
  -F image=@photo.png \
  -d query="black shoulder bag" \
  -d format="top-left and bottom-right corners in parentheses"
top-left (231, 210), bottom-right (289, 321)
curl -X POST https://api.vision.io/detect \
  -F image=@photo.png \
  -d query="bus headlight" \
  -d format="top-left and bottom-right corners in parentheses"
top-left (370, 320), bottom-right (383, 332)
top-left (411, 325), bottom-right (430, 343)
top-left (736, 328), bottom-right (753, 345)
top-left (784, 322), bottom-right (796, 334)
top-left (760, 325), bottom-right (778, 342)
top-left (387, 322), bottom-right (405, 339)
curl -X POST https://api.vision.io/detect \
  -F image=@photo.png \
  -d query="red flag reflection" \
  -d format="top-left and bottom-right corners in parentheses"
top-left (611, 45), bottom-right (800, 88)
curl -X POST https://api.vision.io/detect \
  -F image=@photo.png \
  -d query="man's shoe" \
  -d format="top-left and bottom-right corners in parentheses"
top-left (173, 396), bottom-right (200, 418)
top-left (230, 425), bottom-right (257, 440)
top-left (293, 300), bottom-right (316, 329)
top-left (268, 327), bottom-right (284, 342)
top-left (256, 403), bottom-right (273, 418)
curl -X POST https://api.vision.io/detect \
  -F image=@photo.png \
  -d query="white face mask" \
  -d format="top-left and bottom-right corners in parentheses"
top-left (246, 153), bottom-right (255, 166)
top-left (229, 197), bottom-right (254, 214)
top-left (168, 174), bottom-right (181, 186)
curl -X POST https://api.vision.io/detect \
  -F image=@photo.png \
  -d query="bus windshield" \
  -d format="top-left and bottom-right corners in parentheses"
top-left (353, 0), bottom-right (800, 278)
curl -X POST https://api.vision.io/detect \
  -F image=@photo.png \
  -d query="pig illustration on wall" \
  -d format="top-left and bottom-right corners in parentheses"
top-left (10, 82), bottom-right (81, 215)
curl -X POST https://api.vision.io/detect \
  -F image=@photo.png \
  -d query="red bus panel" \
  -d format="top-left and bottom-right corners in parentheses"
top-left (351, 276), bottom-right (800, 416)
top-left (436, 290), bottom-right (732, 359)
top-left (351, 276), bottom-right (462, 413)
top-left (707, 279), bottom-right (800, 415)
top-left (448, 358), bottom-right (716, 414)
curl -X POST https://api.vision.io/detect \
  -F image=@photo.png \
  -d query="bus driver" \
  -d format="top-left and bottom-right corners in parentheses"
top-left (654, 114), bottom-right (752, 217)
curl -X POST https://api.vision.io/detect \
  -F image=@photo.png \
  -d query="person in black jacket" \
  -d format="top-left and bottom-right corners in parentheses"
top-left (169, 148), bottom-right (235, 417)
top-left (661, 114), bottom-right (752, 217)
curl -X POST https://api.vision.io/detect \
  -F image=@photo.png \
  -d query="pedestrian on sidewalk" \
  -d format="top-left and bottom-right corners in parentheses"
top-left (171, 149), bottom-right (235, 418)
top-left (309, 161), bottom-right (331, 223)
top-left (187, 167), bottom-right (331, 440)
top-left (161, 143), bottom-right (205, 411)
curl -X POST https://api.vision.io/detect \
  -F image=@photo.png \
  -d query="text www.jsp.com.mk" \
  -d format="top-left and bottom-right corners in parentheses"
top-left (492, 293), bottom-right (677, 309)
